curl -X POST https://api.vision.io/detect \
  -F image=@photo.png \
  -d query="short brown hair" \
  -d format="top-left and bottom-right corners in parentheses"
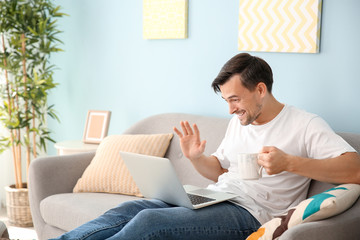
top-left (212, 53), bottom-right (273, 93)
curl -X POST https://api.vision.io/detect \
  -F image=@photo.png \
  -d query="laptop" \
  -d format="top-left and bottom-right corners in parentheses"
top-left (120, 151), bottom-right (237, 209)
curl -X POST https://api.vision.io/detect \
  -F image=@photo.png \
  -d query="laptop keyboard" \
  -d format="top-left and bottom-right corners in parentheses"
top-left (187, 193), bottom-right (216, 205)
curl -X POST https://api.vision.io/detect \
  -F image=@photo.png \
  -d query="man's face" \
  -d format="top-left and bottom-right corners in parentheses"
top-left (220, 75), bottom-right (264, 126)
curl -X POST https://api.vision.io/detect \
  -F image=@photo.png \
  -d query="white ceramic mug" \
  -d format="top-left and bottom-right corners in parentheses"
top-left (237, 153), bottom-right (264, 180)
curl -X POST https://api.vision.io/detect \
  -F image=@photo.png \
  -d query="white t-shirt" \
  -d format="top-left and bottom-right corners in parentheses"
top-left (208, 105), bottom-right (355, 224)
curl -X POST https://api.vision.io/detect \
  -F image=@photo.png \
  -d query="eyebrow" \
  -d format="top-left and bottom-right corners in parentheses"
top-left (221, 95), bottom-right (239, 100)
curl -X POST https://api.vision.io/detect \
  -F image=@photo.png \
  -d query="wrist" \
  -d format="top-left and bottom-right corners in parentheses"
top-left (285, 154), bottom-right (297, 173)
top-left (286, 155), bottom-right (309, 174)
top-left (190, 154), bottom-right (204, 162)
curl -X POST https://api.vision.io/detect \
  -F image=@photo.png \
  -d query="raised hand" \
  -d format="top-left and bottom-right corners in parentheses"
top-left (173, 121), bottom-right (207, 161)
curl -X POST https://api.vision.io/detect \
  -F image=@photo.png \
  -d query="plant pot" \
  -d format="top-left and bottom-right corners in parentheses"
top-left (4, 183), bottom-right (33, 227)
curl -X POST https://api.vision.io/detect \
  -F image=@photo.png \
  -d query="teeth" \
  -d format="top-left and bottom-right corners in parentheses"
top-left (238, 110), bottom-right (245, 116)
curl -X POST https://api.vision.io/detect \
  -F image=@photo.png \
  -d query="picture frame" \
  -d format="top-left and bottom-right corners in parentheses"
top-left (143, 0), bottom-right (188, 39)
top-left (82, 110), bottom-right (111, 144)
top-left (238, 0), bottom-right (322, 53)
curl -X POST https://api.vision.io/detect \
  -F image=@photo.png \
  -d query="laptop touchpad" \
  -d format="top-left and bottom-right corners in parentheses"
top-left (189, 189), bottom-right (218, 196)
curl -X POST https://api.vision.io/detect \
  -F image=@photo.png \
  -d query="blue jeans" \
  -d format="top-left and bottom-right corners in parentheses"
top-left (52, 199), bottom-right (260, 240)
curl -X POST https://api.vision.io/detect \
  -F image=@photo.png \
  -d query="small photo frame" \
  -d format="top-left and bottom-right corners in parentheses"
top-left (83, 110), bottom-right (111, 144)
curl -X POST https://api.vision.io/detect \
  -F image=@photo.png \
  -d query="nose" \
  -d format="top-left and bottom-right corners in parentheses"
top-left (229, 102), bottom-right (238, 115)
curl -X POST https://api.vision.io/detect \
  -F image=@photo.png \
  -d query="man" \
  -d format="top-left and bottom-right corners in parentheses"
top-left (54, 53), bottom-right (360, 240)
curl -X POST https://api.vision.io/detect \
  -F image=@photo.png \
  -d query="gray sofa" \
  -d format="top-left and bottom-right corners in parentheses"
top-left (28, 113), bottom-right (360, 240)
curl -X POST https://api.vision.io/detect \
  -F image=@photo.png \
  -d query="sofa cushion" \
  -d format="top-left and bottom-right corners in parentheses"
top-left (73, 134), bottom-right (173, 196)
top-left (247, 183), bottom-right (360, 240)
top-left (0, 220), bottom-right (9, 239)
top-left (40, 193), bottom-right (140, 232)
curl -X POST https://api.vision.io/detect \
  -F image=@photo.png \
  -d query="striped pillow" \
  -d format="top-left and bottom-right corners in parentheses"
top-left (73, 134), bottom-right (173, 196)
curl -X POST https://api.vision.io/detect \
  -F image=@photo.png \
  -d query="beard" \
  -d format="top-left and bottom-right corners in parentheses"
top-left (239, 103), bottom-right (262, 126)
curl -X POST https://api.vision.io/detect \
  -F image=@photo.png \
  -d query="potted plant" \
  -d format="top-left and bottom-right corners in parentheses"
top-left (0, 0), bottom-right (66, 226)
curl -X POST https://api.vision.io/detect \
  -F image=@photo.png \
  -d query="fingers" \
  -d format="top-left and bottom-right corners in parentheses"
top-left (193, 123), bottom-right (201, 141)
top-left (183, 121), bottom-right (194, 135)
top-left (199, 140), bottom-right (206, 152)
top-left (173, 127), bottom-right (183, 138)
top-left (258, 146), bottom-right (275, 164)
top-left (193, 123), bottom-right (200, 135)
top-left (174, 121), bottom-right (203, 143)
top-left (257, 154), bottom-right (267, 168)
top-left (180, 121), bottom-right (188, 135)
top-left (258, 147), bottom-right (273, 169)
top-left (259, 146), bottom-right (275, 153)
top-left (258, 146), bottom-right (277, 163)
top-left (175, 121), bottom-right (197, 136)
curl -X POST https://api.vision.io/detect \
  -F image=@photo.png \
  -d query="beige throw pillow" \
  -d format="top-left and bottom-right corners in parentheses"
top-left (73, 133), bottom-right (173, 197)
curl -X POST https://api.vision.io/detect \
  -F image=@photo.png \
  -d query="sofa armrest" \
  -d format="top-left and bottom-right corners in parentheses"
top-left (28, 152), bottom-right (95, 237)
top-left (279, 197), bottom-right (360, 240)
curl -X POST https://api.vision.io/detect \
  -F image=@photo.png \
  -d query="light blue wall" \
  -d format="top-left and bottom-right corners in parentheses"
top-left (48, 0), bottom-right (360, 155)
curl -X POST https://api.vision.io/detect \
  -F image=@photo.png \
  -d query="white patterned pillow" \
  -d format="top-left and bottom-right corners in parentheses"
top-left (247, 184), bottom-right (360, 240)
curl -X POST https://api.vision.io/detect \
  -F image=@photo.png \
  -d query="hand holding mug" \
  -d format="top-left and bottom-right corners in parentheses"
top-left (258, 146), bottom-right (289, 175)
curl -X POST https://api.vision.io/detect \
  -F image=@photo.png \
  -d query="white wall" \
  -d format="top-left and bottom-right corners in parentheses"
top-left (0, 129), bottom-right (15, 208)
top-left (48, 0), bottom-right (360, 157)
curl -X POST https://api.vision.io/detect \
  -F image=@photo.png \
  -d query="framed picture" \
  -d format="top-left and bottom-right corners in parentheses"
top-left (83, 110), bottom-right (111, 144)
top-left (143, 0), bottom-right (188, 39)
top-left (238, 0), bottom-right (322, 53)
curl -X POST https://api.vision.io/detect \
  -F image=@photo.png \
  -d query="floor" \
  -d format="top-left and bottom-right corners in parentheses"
top-left (0, 207), bottom-right (38, 240)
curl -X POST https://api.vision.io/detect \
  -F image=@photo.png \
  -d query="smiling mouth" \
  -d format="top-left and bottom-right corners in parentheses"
top-left (237, 110), bottom-right (246, 118)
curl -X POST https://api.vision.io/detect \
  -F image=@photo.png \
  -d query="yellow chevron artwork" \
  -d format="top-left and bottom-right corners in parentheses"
top-left (143, 0), bottom-right (188, 39)
top-left (238, 0), bottom-right (322, 53)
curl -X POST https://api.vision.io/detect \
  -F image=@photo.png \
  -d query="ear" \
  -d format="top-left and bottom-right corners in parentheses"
top-left (256, 82), bottom-right (267, 96)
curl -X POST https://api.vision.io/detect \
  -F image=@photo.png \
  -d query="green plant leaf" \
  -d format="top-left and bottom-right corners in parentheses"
top-left (0, 0), bottom-right (66, 183)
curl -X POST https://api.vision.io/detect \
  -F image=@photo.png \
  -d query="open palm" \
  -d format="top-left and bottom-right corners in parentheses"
top-left (173, 121), bottom-right (206, 161)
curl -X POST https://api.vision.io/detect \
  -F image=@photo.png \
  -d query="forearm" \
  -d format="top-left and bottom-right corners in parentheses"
top-left (189, 155), bottom-right (227, 182)
top-left (286, 152), bottom-right (360, 184)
